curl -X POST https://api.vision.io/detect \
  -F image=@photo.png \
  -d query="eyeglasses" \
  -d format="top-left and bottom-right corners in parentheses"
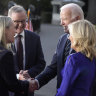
top-left (13, 20), bottom-right (26, 24)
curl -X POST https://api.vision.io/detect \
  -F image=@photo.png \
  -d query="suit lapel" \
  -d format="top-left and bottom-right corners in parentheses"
top-left (61, 34), bottom-right (68, 66)
top-left (25, 30), bottom-right (29, 68)
top-left (11, 43), bottom-right (16, 53)
top-left (58, 34), bottom-right (68, 67)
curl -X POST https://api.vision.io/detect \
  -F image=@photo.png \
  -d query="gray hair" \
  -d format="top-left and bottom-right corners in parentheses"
top-left (0, 15), bottom-right (13, 48)
top-left (60, 3), bottom-right (84, 20)
top-left (8, 5), bottom-right (26, 17)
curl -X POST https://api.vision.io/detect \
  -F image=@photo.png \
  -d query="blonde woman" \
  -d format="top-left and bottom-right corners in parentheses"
top-left (56, 20), bottom-right (96, 96)
top-left (0, 16), bottom-right (33, 96)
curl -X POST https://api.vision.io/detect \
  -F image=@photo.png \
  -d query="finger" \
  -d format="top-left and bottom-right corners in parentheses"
top-left (19, 74), bottom-right (26, 80)
top-left (31, 78), bottom-right (34, 80)
top-left (23, 73), bottom-right (30, 78)
top-left (24, 75), bottom-right (30, 79)
top-left (23, 70), bottom-right (28, 74)
top-left (19, 70), bottom-right (24, 74)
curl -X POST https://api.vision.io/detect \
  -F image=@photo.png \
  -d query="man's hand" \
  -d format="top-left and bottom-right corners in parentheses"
top-left (28, 78), bottom-right (38, 92)
top-left (22, 70), bottom-right (31, 79)
top-left (19, 70), bottom-right (31, 80)
top-left (19, 70), bottom-right (26, 80)
top-left (18, 71), bottom-right (38, 92)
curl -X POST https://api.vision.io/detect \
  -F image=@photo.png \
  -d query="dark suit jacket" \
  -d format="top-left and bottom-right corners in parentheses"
top-left (13, 30), bottom-right (46, 78)
top-left (56, 52), bottom-right (96, 96)
top-left (0, 45), bottom-right (29, 96)
top-left (36, 33), bottom-right (73, 89)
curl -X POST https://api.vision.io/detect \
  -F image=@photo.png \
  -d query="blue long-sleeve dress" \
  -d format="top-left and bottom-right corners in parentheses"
top-left (56, 52), bottom-right (96, 96)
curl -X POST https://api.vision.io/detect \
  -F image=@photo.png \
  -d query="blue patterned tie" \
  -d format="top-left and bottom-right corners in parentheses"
top-left (63, 39), bottom-right (71, 65)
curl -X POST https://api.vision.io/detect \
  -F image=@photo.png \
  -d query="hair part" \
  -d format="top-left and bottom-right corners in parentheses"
top-left (60, 3), bottom-right (84, 20)
top-left (68, 20), bottom-right (96, 60)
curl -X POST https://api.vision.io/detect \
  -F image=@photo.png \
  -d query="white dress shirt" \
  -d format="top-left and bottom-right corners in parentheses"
top-left (14, 31), bottom-right (26, 79)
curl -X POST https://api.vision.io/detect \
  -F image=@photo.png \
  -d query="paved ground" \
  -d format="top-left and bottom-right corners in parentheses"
top-left (34, 24), bottom-right (64, 96)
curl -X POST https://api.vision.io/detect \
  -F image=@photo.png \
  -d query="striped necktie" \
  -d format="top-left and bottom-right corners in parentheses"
top-left (63, 39), bottom-right (71, 65)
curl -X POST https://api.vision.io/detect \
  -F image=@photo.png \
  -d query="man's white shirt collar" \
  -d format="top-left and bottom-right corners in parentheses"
top-left (14, 31), bottom-right (24, 38)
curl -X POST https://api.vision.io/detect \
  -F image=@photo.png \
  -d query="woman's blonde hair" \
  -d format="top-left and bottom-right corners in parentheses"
top-left (0, 15), bottom-right (13, 48)
top-left (68, 19), bottom-right (96, 60)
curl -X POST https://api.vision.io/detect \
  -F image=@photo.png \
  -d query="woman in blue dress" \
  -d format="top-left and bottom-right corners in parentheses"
top-left (56, 20), bottom-right (96, 96)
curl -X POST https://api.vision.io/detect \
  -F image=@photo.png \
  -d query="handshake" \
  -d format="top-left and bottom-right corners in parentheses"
top-left (18, 70), bottom-right (39, 93)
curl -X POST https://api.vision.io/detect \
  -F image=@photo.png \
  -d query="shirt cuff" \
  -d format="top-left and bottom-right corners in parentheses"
top-left (16, 74), bottom-right (19, 79)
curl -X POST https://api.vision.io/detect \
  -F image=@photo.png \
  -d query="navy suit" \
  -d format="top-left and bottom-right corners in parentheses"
top-left (36, 33), bottom-right (73, 89)
top-left (56, 52), bottom-right (96, 96)
top-left (12, 30), bottom-right (45, 96)
top-left (0, 45), bottom-right (29, 96)
top-left (13, 30), bottom-right (46, 78)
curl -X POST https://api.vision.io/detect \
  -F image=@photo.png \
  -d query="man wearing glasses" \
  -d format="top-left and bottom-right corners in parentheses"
top-left (8, 5), bottom-right (46, 96)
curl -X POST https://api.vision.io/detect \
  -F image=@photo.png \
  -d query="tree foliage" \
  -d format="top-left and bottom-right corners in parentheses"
top-left (0, 0), bottom-right (52, 15)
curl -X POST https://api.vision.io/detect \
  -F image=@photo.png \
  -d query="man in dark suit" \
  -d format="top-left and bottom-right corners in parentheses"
top-left (28, 3), bottom-right (84, 93)
top-left (8, 5), bottom-right (46, 96)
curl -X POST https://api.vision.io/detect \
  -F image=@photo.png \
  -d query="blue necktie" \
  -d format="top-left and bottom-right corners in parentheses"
top-left (63, 39), bottom-right (71, 65)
